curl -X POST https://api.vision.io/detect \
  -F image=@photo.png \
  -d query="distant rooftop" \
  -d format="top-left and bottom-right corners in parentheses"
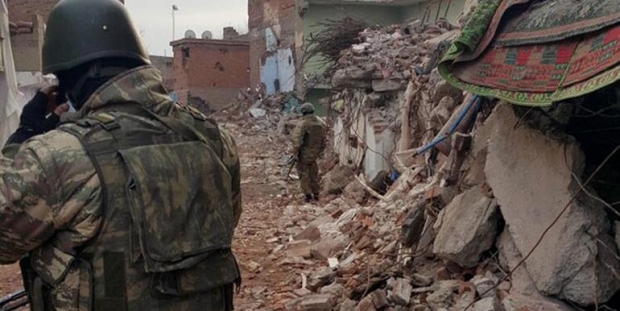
top-left (308, 0), bottom-right (426, 5)
top-left (170, 38), bottom-right (250, 47)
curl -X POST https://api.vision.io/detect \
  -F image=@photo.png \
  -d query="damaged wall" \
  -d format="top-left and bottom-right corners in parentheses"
top-left (248, 0), bottom-right (303, 94)
top-left (171, 35), bottom-right (250, 110)
top-left (333, 101), bottom-right (395, 181)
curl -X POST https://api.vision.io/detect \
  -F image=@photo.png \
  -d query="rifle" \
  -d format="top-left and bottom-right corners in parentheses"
top-left (0, 290), bottom-right (28, 311)
top-left (285, 158), bottom-right (297, 181)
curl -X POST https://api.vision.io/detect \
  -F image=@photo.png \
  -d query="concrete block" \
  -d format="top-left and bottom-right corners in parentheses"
top-left (433, 186), bottom-right (499, 268)
top-left (485, 104), bottom-right (620, 305)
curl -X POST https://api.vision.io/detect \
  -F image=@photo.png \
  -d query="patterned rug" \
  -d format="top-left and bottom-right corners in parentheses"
top-left (496, 0), bottom-right (620, 47)
top-left (439, 0), bottom-right (620, 106)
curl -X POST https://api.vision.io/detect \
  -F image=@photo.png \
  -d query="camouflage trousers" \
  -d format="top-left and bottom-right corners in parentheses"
top-left (296, 160), bottom-right (320, 195)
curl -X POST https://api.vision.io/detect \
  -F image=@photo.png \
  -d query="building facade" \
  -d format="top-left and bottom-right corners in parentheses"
top-left (171, 31), bottom-right (250, 111)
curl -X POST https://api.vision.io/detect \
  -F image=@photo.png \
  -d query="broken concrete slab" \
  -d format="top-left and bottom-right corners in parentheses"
top-left (485, 104), bottom-right (620, 305)
top-left (311, 235), bottom-right (350, 260)
top-left (388, 278), bottom-right (412, 306)
top-left (370, 290), bottom-right (389, 309)
top-left (287, 240), bottom-right (312, 259)
top-left (433, 185), bottom-right (499, 268)
top-left (320, 282), bottom-right (344, 298)
top-left (300, 294), bottom-right (336, 311)
top-left (497, 229), bottom-right (577, 311)
top-left (295, 225), bottom-right (322, 242)
top-left (323, 165), bottom-right (356, 194)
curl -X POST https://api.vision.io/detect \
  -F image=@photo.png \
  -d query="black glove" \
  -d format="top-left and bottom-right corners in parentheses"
top-left (5, 91), bottom-right (65, 146)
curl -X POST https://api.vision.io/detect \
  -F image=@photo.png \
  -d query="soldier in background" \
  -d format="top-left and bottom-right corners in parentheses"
top-left (0, 0), bottom-right (241, 310)
top-left (291, 103), bottom-right (327, 202)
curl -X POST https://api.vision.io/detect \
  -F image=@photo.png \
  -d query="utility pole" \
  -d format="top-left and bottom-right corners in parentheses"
top-left (172, 4), bottom-right (178, 41)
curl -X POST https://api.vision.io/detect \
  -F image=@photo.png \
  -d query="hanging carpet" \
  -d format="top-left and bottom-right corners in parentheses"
top-left (438, 0), bottom-right (620, 106)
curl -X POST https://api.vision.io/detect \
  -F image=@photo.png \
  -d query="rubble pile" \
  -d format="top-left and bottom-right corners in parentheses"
top-left (273, 100), bottom-right (620, 311)
top-left (332, 20), bottom-right (458, 93)
top-left (216, 92), bottom-right (304, 136)
top-left (272, 18), bottom-right (620, 310)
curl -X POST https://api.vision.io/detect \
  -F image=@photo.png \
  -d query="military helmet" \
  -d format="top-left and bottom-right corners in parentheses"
top-left (42, 0), bottom-right (150, 74)
top-left (300, 103), bottom-right (315, 114)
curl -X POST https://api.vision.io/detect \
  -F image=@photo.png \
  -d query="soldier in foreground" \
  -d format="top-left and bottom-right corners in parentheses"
top-left (0, 0), bottom-right (242, 310)
top-left (291, 103), bottom-right (327, 202)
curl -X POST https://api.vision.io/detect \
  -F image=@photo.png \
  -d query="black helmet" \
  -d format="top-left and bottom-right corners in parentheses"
top-left (42, 0), bottom-right (150, 74)
top-left (300, 103), bottom-right (315, 114)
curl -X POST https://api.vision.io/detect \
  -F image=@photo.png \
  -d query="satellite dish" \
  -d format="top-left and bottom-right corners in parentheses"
top-left (201, 30), bottom-right (213, 39)
top-left (184, 30), bottom-right (196, 39)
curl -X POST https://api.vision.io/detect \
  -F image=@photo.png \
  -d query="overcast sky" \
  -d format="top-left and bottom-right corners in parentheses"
top-left (125, 0), bottom-right (248, 57)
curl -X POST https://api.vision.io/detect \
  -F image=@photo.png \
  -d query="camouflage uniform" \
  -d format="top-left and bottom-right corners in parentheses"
top-left (291, 115), bottom-right (327, 197)
top-left (0, 66), bottom-right (242, 311)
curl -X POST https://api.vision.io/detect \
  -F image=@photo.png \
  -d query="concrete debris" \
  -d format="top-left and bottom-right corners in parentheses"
top-left (340, 299), bottom-right (358, 311)
top-left (333, 21), bottom-right (456, 93)
top-left (287, 240), bottom-right (312, 259)
top-left (486, 104), bottom-right (620, 305)
top-left (425, 281), bottom-right (458, 310)
top-left (295, 225), bottom-right (322, 242)
top-left (328, 257), bottom-right (340, 270)
top-left (300, 294), bottom-right (336, 311)
top-left (471, 297), bottom-right (501, 311)
top-left (433, 185), bottom-right (500, 268)
top-left (401, 200), bottom-right (426, 248)
top-left (497, 229), bottom-right (577, 311)
top-left (250, 107), bottom-right (267, 118)
top-left (410, 273), bottom-right (433, 287)
top-left (311, 235), bottom-right (349, 260)
top-left (388, 278), bottom-right (413, 306)
top-left (453, 289), bottom-right (476, 311)
top-left (320, 282), bottom-right (345, 298)
top-left (355, 296), bottom-right (377, 311)
top-left (369, 290), bottom-right (389, 309)
top-left (472, 273), bottom-right (498, 299)
top-left (324, 165), bottom-right (356, 195)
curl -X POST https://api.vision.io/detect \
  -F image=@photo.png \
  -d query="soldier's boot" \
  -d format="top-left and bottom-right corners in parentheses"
top-left (304, 194), bottom-right (313, 203)
top-left (312, 193), bottom-right (319, 202)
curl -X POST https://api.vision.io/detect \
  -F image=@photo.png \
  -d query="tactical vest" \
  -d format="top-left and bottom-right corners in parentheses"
top-left (20, 103), bottom-right (240, 311)
top-left (300, 116), bottom-right (326, 163)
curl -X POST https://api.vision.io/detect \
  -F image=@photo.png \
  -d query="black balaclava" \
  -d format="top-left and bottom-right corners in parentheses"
top-left (56, 58), bottom-right (144, 110)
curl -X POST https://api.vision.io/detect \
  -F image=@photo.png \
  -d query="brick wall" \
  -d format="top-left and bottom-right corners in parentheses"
top-left (7, 0), bottom-right (124, 22)
top-left (7, 0), bottom-right (58, 22)
top-left (172, 38), bottom-right (250, 111)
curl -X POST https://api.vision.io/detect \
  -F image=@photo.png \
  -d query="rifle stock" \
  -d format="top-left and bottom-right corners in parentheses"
top-left (0, 290), bottom-right (28, 311)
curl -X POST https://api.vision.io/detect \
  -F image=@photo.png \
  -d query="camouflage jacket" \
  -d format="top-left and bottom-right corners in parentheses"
top-left (0, 66), bottom-right (242, 311)
top-left (291, 115), bottom-right (327, 163)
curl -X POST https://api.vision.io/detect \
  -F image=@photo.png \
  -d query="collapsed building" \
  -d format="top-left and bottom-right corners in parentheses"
top-left (236, 0), bottom-right (620, 310)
